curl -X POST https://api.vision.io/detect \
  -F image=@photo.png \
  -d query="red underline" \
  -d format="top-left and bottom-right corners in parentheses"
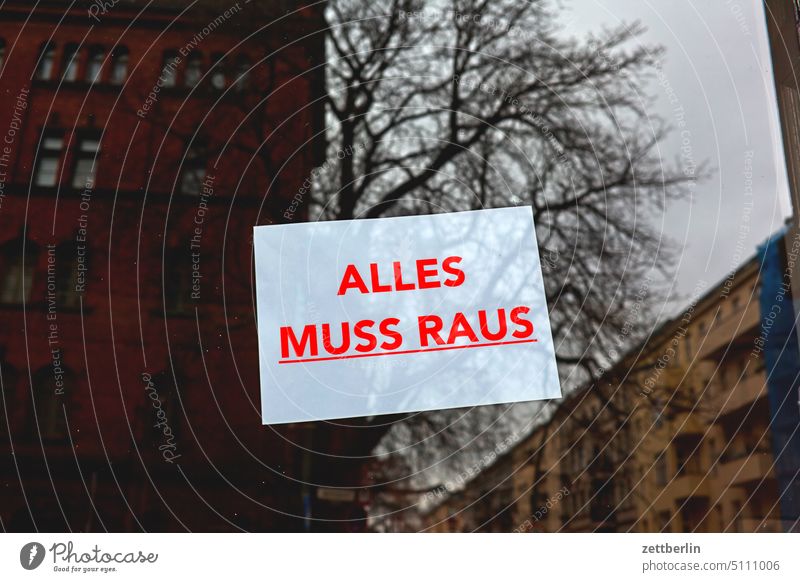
top-left (278, 338), bottom-right (538, 364)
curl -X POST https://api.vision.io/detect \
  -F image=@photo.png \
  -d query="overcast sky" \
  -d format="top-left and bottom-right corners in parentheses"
top-left (559, 0), bottom-right (793, 310)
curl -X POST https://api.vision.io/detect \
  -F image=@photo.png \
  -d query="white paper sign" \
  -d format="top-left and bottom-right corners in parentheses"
top-left (253, 206), bottom-right (561, 424)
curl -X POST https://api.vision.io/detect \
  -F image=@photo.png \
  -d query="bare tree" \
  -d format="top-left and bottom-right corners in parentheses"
top-left (144, 0), bottom-right (699, 511)
top-left (316, 0), bottom-right (699, 492)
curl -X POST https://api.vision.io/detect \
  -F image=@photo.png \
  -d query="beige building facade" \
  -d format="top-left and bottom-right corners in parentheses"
top-left (426, 248), bottom-right (790, 532)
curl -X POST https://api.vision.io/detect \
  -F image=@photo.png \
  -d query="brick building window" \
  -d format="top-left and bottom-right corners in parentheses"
top-left (0, 360), bottom-right (18, 439)
top-left (184, 51), bottom-right (203, 87)
top-left (35, 41), bottom-right (56, 80)
top-left (30, 366), bottom-right (70, 442)
top-left (85, 46), bottom-right (105, 83)
top-left (163, 248), bottom-right (193, 313)
top-left (110, 46), bottom-right (128, 84)
top-left (71, 133), bottom-right (101, 188)
top-left (34, 131), bottom-right (65, 187)
top-left (55, 241), bottom-right (82, 309)
top-left (0, 237), bottom-right (39, 304)
top-left (161, 50), bottom-right (178, 87)
top-left (210, 52), bottom-right (226, 89)
top-left (234, 54), bottom-right (251, 91)
top-left (179, 140), bottom-right (208, 195)
top-left (61, 43), bottom-right (80, 82)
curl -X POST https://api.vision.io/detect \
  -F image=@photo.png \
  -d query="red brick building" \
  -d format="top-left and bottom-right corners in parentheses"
top-left (0, 0), bottom-right (384, 531)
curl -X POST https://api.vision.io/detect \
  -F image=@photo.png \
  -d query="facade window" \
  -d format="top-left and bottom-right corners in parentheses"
top-left (55, 242), bottom-right (82, 309)
top-left (0, 361), bottom-right (18, 438)
top-left (713, 505), bottom-right (724, 530)
top-left (707, 437), bottom-right (718, 465)
top-left (31, 367), bottom-right (70, 441)
top-left (71, 134), bottom-right (101, 188)
top-left (234, 54), bottom-right (251, 91)
top-left (164, 248), bottom-right (193, 313)
top-left (210, 53), bottom-right (226, 89)
top-left (109, 46), bottom-right (128, 84)
top-left (35, 132), bottom-right (64, 187)
top-left (85, 46), bottom-right (105, 83)
top-left (658, 511), bottom-right (672, 532)
top-left (161, 51), bottom-right (178, 87)
top-left (653, 397), bottom-right (665, 427)
top-left (179, 140), bottom-right (208, 195)
top-left (732, 501), bottom-right (743, 532)
top-left (654, 451), bottom-right (668, 486)
top-left (0, 238), bottom-right (39, 305)
top-left (184, 51), bottom-right (203, 87)
top-left (1, 239), bottom-right (38, 304)
top-left (35, 42), bottom-right (56, 81)
top-left (61, 43), bottom-right (80, 82)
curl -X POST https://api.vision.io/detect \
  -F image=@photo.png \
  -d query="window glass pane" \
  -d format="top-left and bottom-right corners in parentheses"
top-left (211, 54), bottom-right (225, 89)
top-left (43, 137), bottom-right (63, 150)
top-left (34, 371), bottom-right (68, 441)
top-left (35, 158), bottom-right (59, 187)
top-left (211, 70), bottom-right (225, 89)
top-left (0, 243), bottom-right (36, 304)
top-left (1, 264), bottom-right (23, 303)
top-left (79, 139), bottom-right (100, 153)
top-left (110, 53), bottom-right (128, 84)
top-left (86, 50), bottom-right (104, 83)
top-left (0, 363), bottom-right (18, 434)
top-left (36, 44), bottom-right (55, 80)
top-left (235, 57), bottom-right (250, 91)
top-left (185, 54), bottom-right (202, 87)
top-left (180, 168), bottom-right (205, 195)
top-left (161, 53), bottom-right (177, 87)
top-left (56, 245), bottom-right (81, 308)
top-left (62, 46), bottom-right (79, 81)
top-left (73, 159), bottom-right (96, 188)
top-left (181, 140), bottom-right (207, 195)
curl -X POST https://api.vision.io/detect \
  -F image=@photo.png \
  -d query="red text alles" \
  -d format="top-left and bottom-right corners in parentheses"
top-left (278, 256), bottom-right (537, 363)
